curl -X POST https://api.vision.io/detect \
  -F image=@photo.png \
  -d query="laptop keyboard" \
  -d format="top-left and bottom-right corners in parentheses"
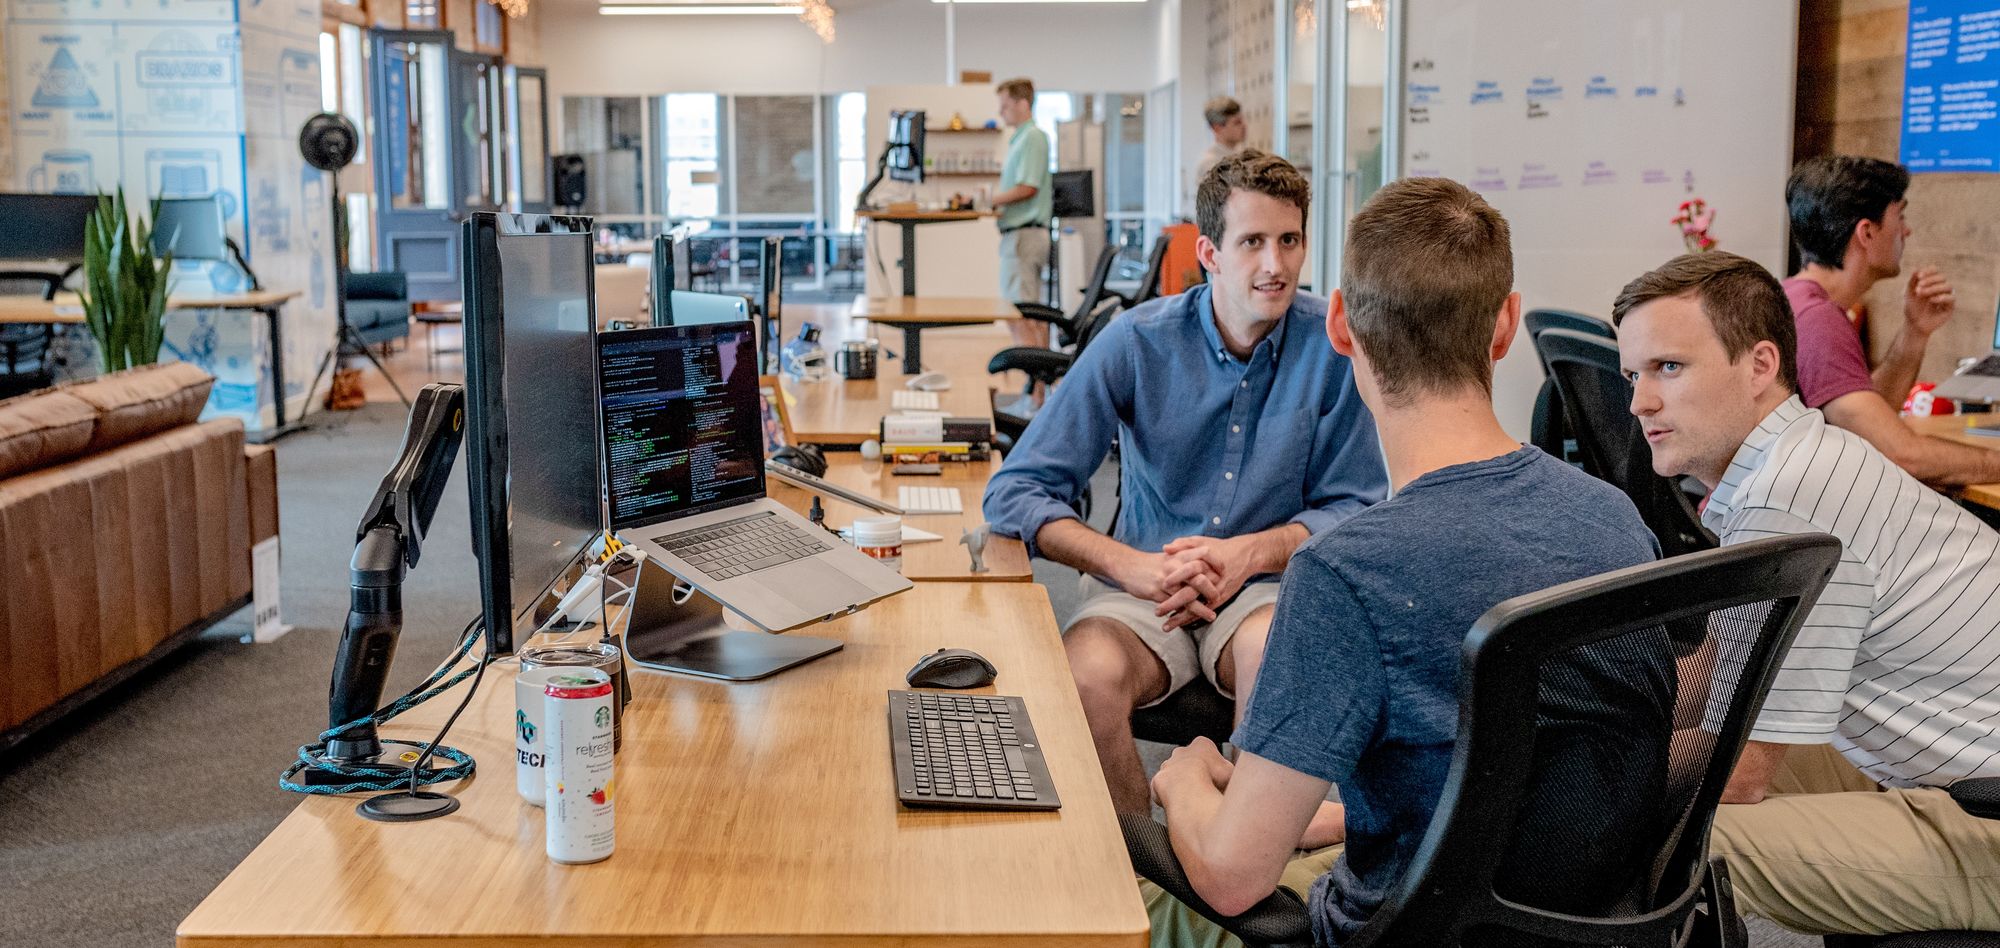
top-left (1964, 355), bottom-right (2000, 378)
top-left (655, 512), bottom-right (832, 579)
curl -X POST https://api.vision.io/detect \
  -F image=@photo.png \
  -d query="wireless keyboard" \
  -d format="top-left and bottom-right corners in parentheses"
top-left (889, 690), bottom-right (1060, 810)
top-left (891, 389), bottom-right (942, 411)
top-left (898, 485), bottom-right (963, 514)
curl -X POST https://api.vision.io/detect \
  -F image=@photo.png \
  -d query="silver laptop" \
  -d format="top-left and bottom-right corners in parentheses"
top-left (1934, 306), bottom-right (2000, 403)
top-left (597, 321), bottom-right (909, 631)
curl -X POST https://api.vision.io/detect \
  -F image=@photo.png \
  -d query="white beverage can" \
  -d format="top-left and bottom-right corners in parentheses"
top-left (543, 668), bottom-right (616, 864)
top-left (514, 666), bottom-right (567, 806)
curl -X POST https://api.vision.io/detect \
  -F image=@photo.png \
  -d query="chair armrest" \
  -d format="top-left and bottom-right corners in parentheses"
top-left (1013, 302), bottom-right (1067, 325)
top-left (1949, 776), bottom-right (2000, 820)
top-left (988, 347), bottom-right (1073, 382)
top-left (1120, 812), bottom-right (1315, 948)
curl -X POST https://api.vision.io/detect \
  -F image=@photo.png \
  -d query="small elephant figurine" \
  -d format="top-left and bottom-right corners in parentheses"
top-left (959, 524), bottom-right (991, 574)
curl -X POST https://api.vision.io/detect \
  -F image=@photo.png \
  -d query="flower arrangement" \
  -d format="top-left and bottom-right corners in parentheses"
top-left (1672, 198), bottom-right (1717, 252)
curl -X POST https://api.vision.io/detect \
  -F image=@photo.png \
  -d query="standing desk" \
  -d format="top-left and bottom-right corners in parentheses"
top-left (855, 208), bottom-right (996, 297)
top-left (849, 294), bottom-right (1021, 375)
top-left (177, 583), bottom-right (1148, 948)
top-left (1906, 414), bottom-right (2000, 511)
top-left (766, 454), bottom-right (1032, 582)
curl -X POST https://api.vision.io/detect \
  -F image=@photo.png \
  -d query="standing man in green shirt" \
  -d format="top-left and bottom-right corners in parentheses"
top-left (994, 77), bottom-right (1053, 348)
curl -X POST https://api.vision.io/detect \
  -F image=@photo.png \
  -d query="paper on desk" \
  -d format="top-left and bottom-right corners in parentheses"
top-left (839, 524), bottom-right (943, 544)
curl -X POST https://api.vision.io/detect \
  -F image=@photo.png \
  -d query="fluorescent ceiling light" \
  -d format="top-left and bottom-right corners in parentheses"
top-left (932, 0), bottom-right (1145, 4)
top-left (600, 3), bottom-right (802, 13)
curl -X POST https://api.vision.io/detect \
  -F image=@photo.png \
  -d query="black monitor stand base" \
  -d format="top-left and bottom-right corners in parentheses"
top-left (619, 559), bottom-right (841, 681)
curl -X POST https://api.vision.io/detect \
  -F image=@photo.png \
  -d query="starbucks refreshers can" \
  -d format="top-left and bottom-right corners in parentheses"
top-left (514, 667), bottom-right (567, 807)
top-left (543, 668), bottom-right (615, 864)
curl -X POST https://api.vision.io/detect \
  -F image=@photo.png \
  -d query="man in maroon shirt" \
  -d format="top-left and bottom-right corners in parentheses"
top-left (1785, 155), bottom-right (2000, 484)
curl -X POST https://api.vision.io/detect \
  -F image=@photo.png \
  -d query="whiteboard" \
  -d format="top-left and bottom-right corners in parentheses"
top-left (1400, 0), bottom-right (1798, 436)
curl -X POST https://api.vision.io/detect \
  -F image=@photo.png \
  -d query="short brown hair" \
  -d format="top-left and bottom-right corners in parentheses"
top-left (996, 78), bottom-right (1035, 103)
top-left (1196, 149), bottom-right (1310, 244)
top-left (1203, 96), bottom-right (1242, 128)
top-left (1342, 177), bottom-right (1513, 405)
top-left (1611, 252), bottom-right (1798, 392)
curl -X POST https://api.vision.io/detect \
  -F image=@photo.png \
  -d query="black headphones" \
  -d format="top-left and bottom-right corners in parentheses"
top-left (769, 443), bottom-right (827, 478)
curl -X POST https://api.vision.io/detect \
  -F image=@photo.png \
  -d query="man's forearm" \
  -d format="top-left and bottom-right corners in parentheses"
top-left (992, 184), bottom-right (1037, 207)
top-left (1035, 518), bottom-right (1141, 582)
top-left (1247, 523), bottom-right (1311, 574)
top-left (1870, 329), bottom-right (1930, 409)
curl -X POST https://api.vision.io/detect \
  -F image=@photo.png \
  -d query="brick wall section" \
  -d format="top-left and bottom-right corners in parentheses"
top-left (1798, 0), bottom-right (2000, 384)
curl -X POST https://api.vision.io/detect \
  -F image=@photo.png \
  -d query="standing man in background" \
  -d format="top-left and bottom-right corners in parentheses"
top-left (993, 77), bottom-right (1053, 348)
top-left (1194, 96), bottom-right (1248, 186)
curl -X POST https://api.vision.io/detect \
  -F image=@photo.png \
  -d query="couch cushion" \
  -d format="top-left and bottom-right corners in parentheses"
top-left (59, 362), bottom-right (214, 454)
top-left (0, 389), bottom-right (97, 478)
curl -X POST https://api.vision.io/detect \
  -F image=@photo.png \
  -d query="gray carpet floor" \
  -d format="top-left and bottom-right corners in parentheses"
top-left (0, 402), bottom-right (1813, 948)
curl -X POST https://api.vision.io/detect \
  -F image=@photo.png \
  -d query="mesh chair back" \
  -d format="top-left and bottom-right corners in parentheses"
top-left (0, 271), bottom-right (63, 382)
top-left (1133, 234), bottom-right (1172, 306)
top-left (1525, 310), bottom-right (1613, 466)
top-left (1348, 533), bottom-right (1841, 948)
top-left (1536, 328), bottom-right (1716, 557)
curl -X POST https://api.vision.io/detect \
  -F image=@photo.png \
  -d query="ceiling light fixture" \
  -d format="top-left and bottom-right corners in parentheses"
top-left (490, 0), bottom-right (529, 17)
top-left (929, 0), bottom-right (1145, 4)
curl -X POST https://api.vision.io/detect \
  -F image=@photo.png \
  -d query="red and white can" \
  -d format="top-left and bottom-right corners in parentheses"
top-left (543, 668), bottom-right (615, 864)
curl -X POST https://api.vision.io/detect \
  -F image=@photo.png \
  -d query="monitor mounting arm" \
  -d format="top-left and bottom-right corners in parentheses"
top-left (855, 148), bottom-right (891, 212)
top-left (324, 383), bottom-right (467, 762)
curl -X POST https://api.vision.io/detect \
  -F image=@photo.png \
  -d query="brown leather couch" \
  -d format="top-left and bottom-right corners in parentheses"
top-left (0, 363), bottom-right (273, 752)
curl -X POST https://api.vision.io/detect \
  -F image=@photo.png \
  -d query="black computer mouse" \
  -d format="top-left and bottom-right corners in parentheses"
top-left (905, 648), bottom-right (997, 689)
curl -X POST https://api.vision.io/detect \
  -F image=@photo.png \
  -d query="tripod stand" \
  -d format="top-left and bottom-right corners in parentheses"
top-left (297, 171), bottom-right (409, 423)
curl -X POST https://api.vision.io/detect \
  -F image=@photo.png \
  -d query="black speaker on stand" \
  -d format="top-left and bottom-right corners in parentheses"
top-left (297, 112), bottom-right (410, 426)
top-left (552, 154), bottom-right (587, 212)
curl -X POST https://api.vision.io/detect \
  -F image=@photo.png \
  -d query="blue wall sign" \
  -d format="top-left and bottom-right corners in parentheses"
top-left (1903, 2), bottom-right (2000, 172)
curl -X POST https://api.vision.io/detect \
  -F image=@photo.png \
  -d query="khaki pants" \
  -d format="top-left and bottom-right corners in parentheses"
top-left (999, 226), bottom-right (1049, 306)
top-left (1140, 846), bottom-right (1342, 948)
top-left (1710, 744), bottom-right (2000, 935)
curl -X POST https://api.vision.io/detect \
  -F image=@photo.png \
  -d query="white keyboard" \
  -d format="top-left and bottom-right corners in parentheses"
top-left (898, 486), bottom-right (964, 515)
top-left (891, 390), bottom-right (941, 411)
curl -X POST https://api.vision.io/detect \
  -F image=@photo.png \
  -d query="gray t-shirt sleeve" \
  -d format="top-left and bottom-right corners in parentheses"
top-left (1232, 551), bottom-right (1384, 783)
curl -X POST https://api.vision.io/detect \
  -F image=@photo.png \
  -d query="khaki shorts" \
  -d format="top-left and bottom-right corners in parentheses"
top-left (1141, 845), bottom-right (1342, 948)
top-left (1065, 575), bottom-right (1281, 707)
top-left (999, 226), bottom-right (1049, 305)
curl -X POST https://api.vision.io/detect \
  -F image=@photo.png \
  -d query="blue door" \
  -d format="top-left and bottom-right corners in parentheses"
top-left (370, 30), bottom-right (462, 301)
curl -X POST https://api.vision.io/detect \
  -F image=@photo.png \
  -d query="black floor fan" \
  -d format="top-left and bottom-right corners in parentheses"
top-left (297, 112), bottom-right (410, 424)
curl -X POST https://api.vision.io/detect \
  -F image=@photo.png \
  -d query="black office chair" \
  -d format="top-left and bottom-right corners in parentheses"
top-left (1014, 242), bottom-right (1124, 348)
top-left (0, 270), bottom-right (64, 398)
top-left (1525, 309), bottom-right (1615, 464)
top-left (1536, 328), bottom-right (1718, 557)
top-left (1125, 532), bottom-right (1844, 948)
top-left (1107, 234), bottom-right (1173, 311)
top-left (987, 287), bottom-right (1128, 451)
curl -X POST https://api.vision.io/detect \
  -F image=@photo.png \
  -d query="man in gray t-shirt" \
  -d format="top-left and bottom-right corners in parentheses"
top-left (1142, 178), bottom-right (1674, 948)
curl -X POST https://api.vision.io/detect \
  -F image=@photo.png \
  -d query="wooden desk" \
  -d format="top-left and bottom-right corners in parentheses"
top-left (855, 208), bottom-right (998, 298)
top-left (781, 333), bottom-right (1005, 445)
top-left (1907, 414), bottom-right (2000, 510)
top-left (0, 295), bottom-right (84, 324)
top-left (850, 295), bottom-right (1021, 375)
top-left (178, 584), bottom-right (1147, 948)
top-left (767, 454), bottom-right (1031, 582)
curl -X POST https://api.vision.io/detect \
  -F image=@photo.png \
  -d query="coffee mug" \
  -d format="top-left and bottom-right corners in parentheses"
top-left (835, 340), bottom-right (879, 380)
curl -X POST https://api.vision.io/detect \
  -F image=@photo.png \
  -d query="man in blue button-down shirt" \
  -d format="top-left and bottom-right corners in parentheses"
top-left (983, 150), bottom-right (1387, 814)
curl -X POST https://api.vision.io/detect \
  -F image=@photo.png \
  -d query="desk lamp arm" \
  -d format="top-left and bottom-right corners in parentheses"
top-left (326, 383), bottom-right (467, 761)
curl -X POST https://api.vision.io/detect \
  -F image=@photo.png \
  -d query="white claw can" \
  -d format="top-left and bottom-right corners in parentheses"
top-left (543, 668), bottom-right (616, 864)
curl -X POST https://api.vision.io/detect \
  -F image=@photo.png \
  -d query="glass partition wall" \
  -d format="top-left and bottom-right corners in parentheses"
top-left (1277, 0), bottom-right (1394, 290)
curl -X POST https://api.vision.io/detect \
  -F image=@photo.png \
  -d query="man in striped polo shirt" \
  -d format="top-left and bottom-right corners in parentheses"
top-left (1614, 251), bottom-right (2000, 936)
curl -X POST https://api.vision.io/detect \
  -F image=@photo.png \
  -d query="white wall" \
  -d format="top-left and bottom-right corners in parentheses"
top-left (539, 0), bottom-right (1162, 99)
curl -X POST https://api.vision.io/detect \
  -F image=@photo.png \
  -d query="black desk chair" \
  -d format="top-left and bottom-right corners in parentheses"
top-left (1015, 242), bottom-right (1124, 348)
top-left (988, 284), bottom-right (1127, 450)
top-left (0, 271), bottom-right (64, 399)
top-left (1125, 532), bottom-right (1843, 948)
top-left (1525, 309), bottom-right (1615, 464)
top-left (1537, 328), bottom-right (1717, 557)
top-left (1108, 234), bottom-right (1173, 311)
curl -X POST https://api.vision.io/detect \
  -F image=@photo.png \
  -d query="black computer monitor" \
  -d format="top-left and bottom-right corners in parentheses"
top-left (756, 235), bottom-right (783, 375)
top-left (888, 110), bottom-right (926, 184)
top-left (650, 232), bottom-right (698, 327)
top-left (462, 211), bottom-right (605, 657)
top-left (151, 195), bottom-right (229, 260)
top-left (0, 193), bottom-right (97, 261)
top-left (1051, 170), bottom-right (1095, 219)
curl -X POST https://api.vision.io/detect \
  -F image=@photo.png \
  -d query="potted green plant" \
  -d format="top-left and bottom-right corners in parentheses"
top-left (79, 189), bottom-right (172, 374)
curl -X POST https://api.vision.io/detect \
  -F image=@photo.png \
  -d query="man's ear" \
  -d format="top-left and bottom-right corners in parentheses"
top-left (1490, 291), bottom-right (1523, 362)
top-left (1327, 290), bottom-right (1356, 357)
top-left (1749, 339), bottom-right (1786, 396)
top-left (1851, 216), bottom-right (1880, 262)
top-left (1195, 233), bottom-right (1218, 275)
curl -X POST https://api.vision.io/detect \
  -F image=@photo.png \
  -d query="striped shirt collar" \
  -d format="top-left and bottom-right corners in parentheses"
top-left (1703, 395), bottom-right (1813, 525)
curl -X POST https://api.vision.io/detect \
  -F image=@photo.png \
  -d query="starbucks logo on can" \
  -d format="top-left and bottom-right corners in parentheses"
top-left (594, 706), bottom-right (611, 728)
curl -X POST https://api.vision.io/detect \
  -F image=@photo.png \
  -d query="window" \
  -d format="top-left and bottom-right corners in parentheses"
top-left (662, 93), bottom-right (721, 219)
top-left (562, 96), bottom-right (647, 217)
top-left (733, 96), bottom-right (815, 216)
top-left (833, 92), bottom-right (866, 231)
top-left (474, 0), bottom-right (505, 51)
top-left (406, 0), bottom-right (440, 28)
top-left (1034, 92), bottom-right (1076, 171)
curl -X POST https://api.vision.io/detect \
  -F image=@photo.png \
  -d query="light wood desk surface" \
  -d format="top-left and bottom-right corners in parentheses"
top-left (178, 583), bottom-right (1146, 948)
top-left (0, 289), bottom-right (300, 324)
top-left (1907, 414), bottom-right (2000, 510)
top-left (852, 295), bottom-right (1022, 325)
top-left (856, 209), bottom-right (996, 223)
top-left (780, 330), bottom-right (1012, 445)
top-left (767, 454), bottom-right (1032, 582)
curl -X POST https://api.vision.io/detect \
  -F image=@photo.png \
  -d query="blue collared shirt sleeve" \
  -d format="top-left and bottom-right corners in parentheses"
top-left (981, 319), bottom-right (1132, 560)
top-left (1288, 370), bottom-right (1387, 538)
